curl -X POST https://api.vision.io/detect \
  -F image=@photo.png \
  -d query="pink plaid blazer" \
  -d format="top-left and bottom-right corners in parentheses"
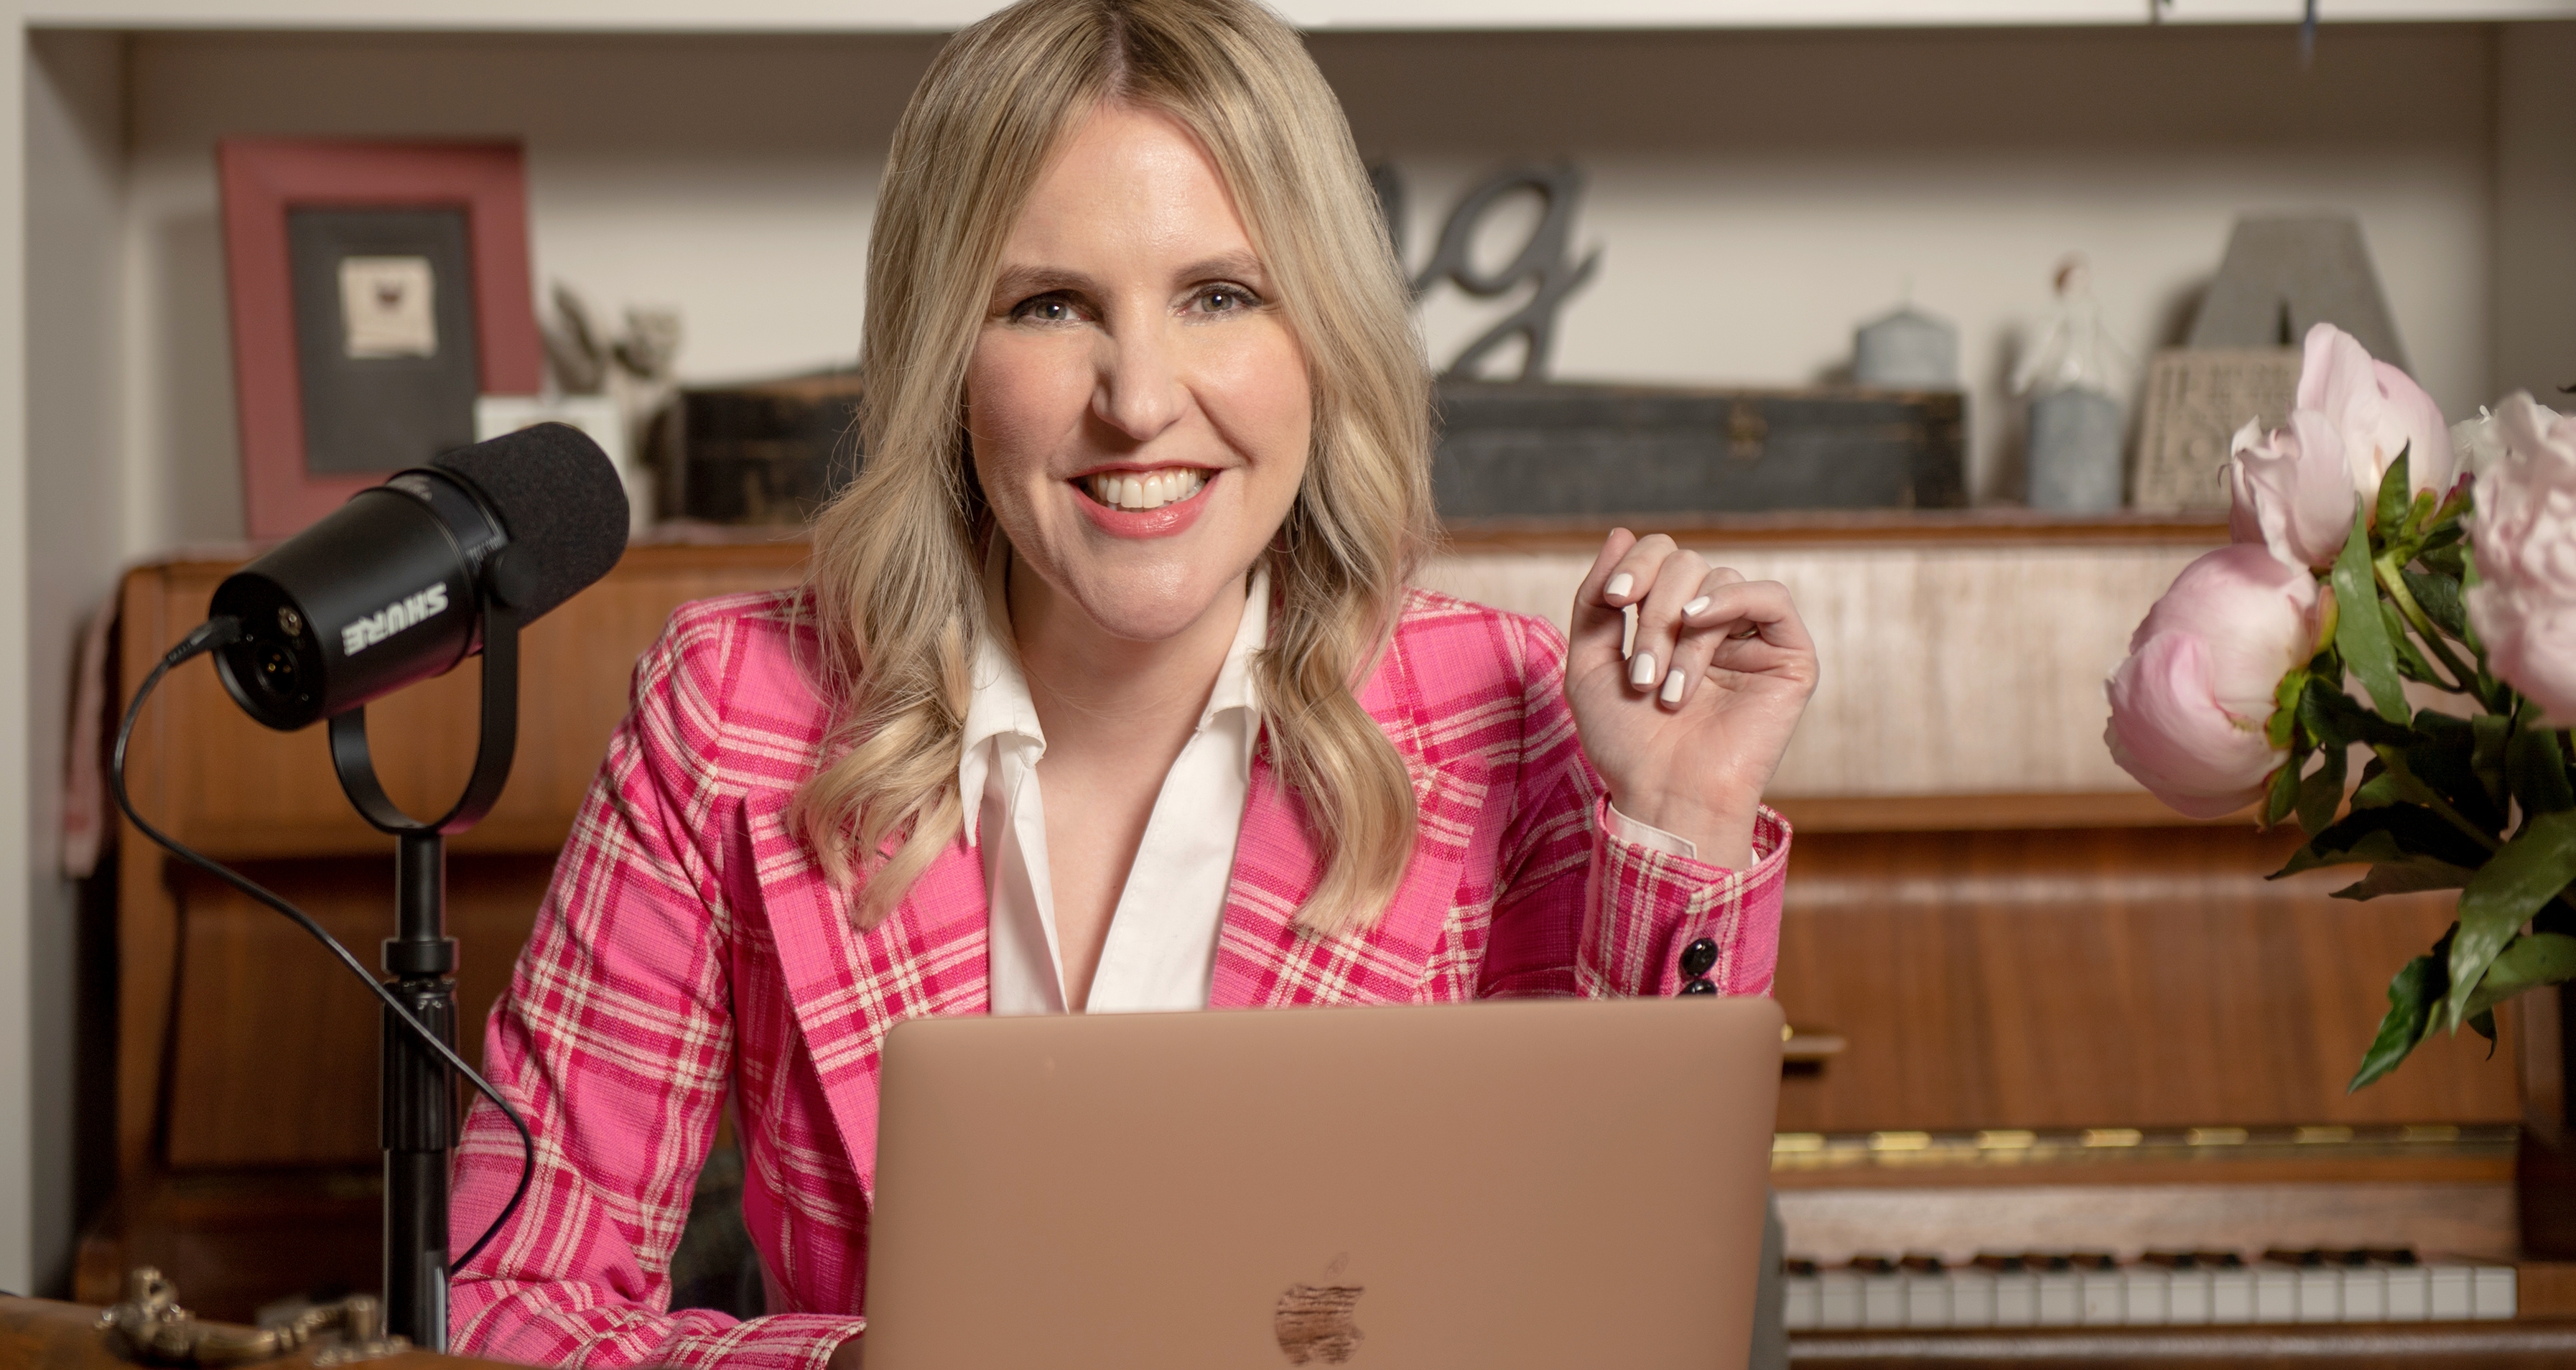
top-left (449, 587), bottom-right (1790, 1369)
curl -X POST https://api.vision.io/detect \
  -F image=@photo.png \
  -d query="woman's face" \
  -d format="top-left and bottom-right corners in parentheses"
top-left (966, 103), bottom-right (1311, 646)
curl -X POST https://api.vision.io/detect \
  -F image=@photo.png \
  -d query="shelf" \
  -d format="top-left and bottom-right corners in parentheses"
top-left (1439, 509), bottom-right (2233, 553)
top-left (17, 0), bottom-right (2575, 32)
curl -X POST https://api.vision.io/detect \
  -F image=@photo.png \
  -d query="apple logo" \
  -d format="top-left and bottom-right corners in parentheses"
top-left (1274, 1255), bottom-right (1364, 1365)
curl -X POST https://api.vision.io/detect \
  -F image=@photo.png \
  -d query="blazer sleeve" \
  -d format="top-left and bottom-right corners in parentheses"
top-left (449, 622), bottom-right (865, 1369)
top-left (1476, 613), bottom-right (1790, 999)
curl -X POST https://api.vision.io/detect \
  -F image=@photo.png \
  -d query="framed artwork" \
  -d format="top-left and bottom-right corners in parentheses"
top-left (218, 139), bottom-right (542, 540)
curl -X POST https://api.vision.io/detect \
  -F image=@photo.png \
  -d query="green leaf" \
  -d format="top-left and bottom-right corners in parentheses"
top-left (2266, 668), bottom-right (2308, 750)
top-left (2402, 569), bottom-right (2471, 642)
top-left (2351, 768), bottom-right (2405, 810)
top-left (2375, 447), bottom-right (2412, 534)
top-left (2445, 810), bottom-right (2576, 1030)
top-left (2272, 803), bottom-right (2493, 877)
top-left (2409, 711), bottom-right (2508, 834)
top-left (2263, 758), bottom-right (2301, 828)
top-left (2472, 713), bottom-right (2512, 815)
top-left (2333, 508), bottom-right (2412, 724)
top-left (2461, 931), bottom-right (2576, 1022)
top-left (2350, 951), bottom-right (2442, 1091)
top-left (2405, 488), bottom-right (2439, 539)
top-left (2460, 546), bottom-right (2491, 663)
top-left (2509, 716), bottom-right (2576, 821)
top-left (2300, 678), bottom-right (2414, 752)
top-left (2420, 539), bottom-right (2468, 579)
top-left (2296, 745), bottom-right (2348, 835)
top-left (2470, 1010), bottom-right (2498, 1045)
top-left (2330, 857), bottom-right (2476, 900)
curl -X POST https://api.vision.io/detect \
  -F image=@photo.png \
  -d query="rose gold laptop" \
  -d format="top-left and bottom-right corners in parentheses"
top-left (863, 996), bottom-right (1783, 1369)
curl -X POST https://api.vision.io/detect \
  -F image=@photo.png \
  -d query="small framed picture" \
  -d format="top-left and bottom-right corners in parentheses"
top-left (218, 139), bottom-right (542, 540)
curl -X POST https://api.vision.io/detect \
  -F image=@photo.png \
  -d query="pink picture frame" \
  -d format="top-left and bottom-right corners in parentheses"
top-left (218, 139), bottom-right (541, 541)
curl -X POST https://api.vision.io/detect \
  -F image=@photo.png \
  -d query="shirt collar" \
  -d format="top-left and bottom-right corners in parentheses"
top-left (957, 535), bottom-right (1270, 844)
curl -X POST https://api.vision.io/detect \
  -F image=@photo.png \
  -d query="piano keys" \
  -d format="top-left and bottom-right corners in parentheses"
top-left (1782, 1248), bottom-right (2519, 1331)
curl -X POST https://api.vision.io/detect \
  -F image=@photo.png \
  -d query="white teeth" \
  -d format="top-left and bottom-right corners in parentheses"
top-left (1085, 469), bottom-right (1207, 511)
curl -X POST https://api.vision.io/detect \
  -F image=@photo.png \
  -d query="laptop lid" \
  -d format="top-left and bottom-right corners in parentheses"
top-left (862, 995), bottom-right (1783, 1369)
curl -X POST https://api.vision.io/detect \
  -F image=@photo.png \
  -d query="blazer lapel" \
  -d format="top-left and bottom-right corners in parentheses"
top-left (743, 789), bottom-right (989, 1196)
top-left (1209, 634), bottom-right (1489, 1007)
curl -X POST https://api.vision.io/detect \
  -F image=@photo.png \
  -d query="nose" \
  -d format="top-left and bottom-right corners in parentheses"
top-left (1090, 320), bottom-right (1186, 444)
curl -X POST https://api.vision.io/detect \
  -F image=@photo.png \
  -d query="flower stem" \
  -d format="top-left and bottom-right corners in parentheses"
top-left (2374, 555), bottom-right (2477, 694)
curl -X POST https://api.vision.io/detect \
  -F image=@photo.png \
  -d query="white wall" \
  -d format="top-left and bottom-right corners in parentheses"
top-left (2493, 21), bottom-right (2576, 403)
top-left (15, 28), bottom-right (125, 1299)
top-left (114, 22), bottom-right (2502, 542)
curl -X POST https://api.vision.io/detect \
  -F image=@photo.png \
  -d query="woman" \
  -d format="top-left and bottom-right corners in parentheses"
top-left (449, 0), bottom-right (1816, 1364)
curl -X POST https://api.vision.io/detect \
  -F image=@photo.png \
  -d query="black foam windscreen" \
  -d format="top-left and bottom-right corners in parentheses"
top-left (432, 423), bottom-right (630, 622)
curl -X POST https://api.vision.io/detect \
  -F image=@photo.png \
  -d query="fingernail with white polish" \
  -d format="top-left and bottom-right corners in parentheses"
top-left (1683, 596), bottom-right (1711, 618)
top-left (1605, 573), bottom-right (1634, 601)
top-left (1661, 668), bottom-right (1687, 704)
top-left (1630, 651), bottom-right (1657, 688)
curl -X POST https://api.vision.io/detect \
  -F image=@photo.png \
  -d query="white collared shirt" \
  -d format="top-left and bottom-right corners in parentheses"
top-left (960, 538), bottom-right (1270, 1015)
top-left (957, 539), bottom-right (1702, 1015)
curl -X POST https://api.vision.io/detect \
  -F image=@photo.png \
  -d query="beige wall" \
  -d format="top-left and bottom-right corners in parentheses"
top-left (1328, 24), bottom-right (2496, 499)
top-left (113, 22), bottom-right (2503, 550)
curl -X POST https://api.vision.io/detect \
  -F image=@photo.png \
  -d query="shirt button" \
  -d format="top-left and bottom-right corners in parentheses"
top-left (1679, 937), bottom-right (1719, 978)
top-left (1680, 978), bottom-right (1717, 995)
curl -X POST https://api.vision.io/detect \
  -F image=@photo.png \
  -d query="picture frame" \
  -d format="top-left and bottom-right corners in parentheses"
top-left (218, 139), bottom-right (542, 541)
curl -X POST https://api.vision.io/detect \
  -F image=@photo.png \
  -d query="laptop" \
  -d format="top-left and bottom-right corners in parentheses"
top-left (862, 995), bottom-right (1784, 1369)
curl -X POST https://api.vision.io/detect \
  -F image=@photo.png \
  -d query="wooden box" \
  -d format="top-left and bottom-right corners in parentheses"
top-left (1431, 381), bottom-right (1966, 526)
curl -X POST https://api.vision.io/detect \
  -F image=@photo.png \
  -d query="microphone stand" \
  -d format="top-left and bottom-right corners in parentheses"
top-left (323, 585), bottom-right (522, 1352)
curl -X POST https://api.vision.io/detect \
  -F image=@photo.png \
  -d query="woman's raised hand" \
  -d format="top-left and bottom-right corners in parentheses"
top-left (1564, 529), bottom-right (1818, 870)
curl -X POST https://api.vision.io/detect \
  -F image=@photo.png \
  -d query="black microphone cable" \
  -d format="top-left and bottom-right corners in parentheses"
top-left (108, 614), bottom-right (537, 1275)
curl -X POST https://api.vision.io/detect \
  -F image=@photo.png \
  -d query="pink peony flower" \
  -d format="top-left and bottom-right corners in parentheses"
top-left (2228, 410), bottom-right (2356, 569)
top-left (2107, 544), bottom-right (2325, 818)
top-left (2296, 322), bottom-right (2453, 503)
top-left (2465, 392), bottom-right (2576, 722)
top-left (2455, 401), bottom-right (2561, 481)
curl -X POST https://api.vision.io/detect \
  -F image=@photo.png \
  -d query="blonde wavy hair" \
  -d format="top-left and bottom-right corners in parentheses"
top-left (794, 0), bottom-right (1436, 936)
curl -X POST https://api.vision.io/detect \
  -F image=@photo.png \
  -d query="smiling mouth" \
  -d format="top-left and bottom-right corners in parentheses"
top-left (1079, 468), bottom-right (1210, 512)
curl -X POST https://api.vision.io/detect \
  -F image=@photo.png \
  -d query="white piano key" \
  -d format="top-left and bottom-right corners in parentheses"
top-left (1902, 1272), bottom-right (1950, 1328)
top-left (2078, 1267), bottom-right (2125, 1325)
top-left (1860, 1272), bottom-right (1906, 1328)
top-left (2120, 1267), bottom-right (2170, 1325)
top-left (2427, 1263), bottom-right (2474, 1320)
top-left (2295, 1266), bottom-right (2340, 1323)
top-left (2472, 1263), bottom-right (2516, 1320)
top-left (1948, 1269), bottom-right (1998, 1328)
top-left (2210, 1267), bottom-right (2256, 1325)
top-left (1991, 1272), bottom-right (2039, 1327)
top-left (1783, 1273), bottom-right (1821, 1331)
top-left (2338, 1263), bottom-right (2387, 1323)
top-left (2381, 1261), bottom-right (2430, 1321)
top-left (2164, 1268), bottom-right (2213, 1325)
top-left (2036, 1268), bottom-right (2081, 1326)
top-left (2254, 1265), bottom-right (2299, 1323)
top-left (1818, 1271), bottom-right (1863, 1330)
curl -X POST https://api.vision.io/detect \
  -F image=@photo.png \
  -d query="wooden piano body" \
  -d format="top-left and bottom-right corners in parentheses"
top-left (85, 517), bottom-right (2576, 1364)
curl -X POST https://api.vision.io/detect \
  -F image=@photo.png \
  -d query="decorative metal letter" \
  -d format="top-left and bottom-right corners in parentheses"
top-left (1375, 163), bottom-right (1601, 383)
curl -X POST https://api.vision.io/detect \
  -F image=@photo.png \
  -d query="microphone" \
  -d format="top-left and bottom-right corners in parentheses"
top-left (209, 422), bottom-right (629, 731)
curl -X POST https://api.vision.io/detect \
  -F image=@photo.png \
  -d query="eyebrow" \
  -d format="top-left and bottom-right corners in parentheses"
top-left (986, 253), bottom-right (1272, 307)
